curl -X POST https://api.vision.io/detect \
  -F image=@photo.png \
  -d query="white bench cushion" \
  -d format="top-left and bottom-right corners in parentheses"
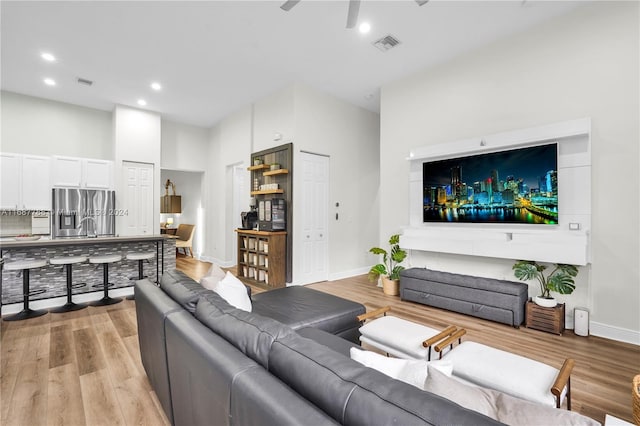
top-left (442, 341), bottom-right (566, 407)
top-left (359, 316), bottom-right (440, 360)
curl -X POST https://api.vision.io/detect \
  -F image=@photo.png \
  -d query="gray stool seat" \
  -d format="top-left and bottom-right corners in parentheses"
top-left (126, 252), bottom-right (156, 262)
top-left (125, 251), bottom-right (156, 299)
top-left (49, 255), bottom-right (88, 313)
top-left (88, 254), bottom-right (122, 306)
top-left (3, 258), bottom-right (48, 321)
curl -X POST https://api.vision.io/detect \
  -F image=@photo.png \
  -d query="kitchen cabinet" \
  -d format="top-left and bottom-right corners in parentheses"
top-left (0, 153), bottom-right (51, 210)
top-left (83, 159), bottom-right (112, 189)
top-left (52, 156), bottom-right (113, 189)
top-left (0, 153), bottom-right (21, 209)
top-left (21, 155), bottom-right (51, 210)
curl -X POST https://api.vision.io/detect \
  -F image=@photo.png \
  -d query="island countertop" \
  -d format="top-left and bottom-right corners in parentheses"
top-left (0, 234), bottom-right (172, 249)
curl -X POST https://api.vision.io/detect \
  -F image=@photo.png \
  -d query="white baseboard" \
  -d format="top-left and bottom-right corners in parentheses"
top-left (589, 321), bottom-right (640, 346)
top-left (328, 266), bottom-right (369, 282)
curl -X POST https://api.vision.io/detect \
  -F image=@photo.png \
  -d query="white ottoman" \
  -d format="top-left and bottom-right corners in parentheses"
top-left (442, 341), bottom-right (571, 409)
top-left (359, 315), bottom-right (456, 361)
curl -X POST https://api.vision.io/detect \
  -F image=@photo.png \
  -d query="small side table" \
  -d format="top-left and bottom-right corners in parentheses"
top-left (160, 227), bottom-right (177, 235)
top-left (526, 301), bottom-right (565, 335)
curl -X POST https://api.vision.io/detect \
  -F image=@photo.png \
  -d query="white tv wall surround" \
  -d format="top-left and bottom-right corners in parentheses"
top-left (401, 118), bottom-right (592, 266)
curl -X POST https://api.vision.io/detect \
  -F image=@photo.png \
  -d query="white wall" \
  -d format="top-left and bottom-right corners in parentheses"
top-left (161, 119), bottom-right (209, 172)
top-left (1, 91), bottom-right (112, 159)
top-left (293, 84), bottom-right (380, 280)
top-left (202, 106), bottom-right (253, 265)
top-left (380, 2), bottom-right (639, 342)
top-left (113, 105), bottom-right (162, 236)
top-left (200, 84), bottom-right (381, 283)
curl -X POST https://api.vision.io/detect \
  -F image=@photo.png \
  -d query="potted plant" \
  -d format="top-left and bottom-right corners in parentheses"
top-left (368, 234), bottom-right (407, 296)
top-left (512, 260), bottom-right (578, 307)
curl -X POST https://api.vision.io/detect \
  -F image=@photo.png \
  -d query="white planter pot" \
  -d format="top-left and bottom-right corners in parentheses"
top-left (534, 295), bottom-right (558, 308)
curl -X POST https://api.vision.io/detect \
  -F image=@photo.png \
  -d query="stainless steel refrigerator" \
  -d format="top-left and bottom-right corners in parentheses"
top-left (52, 188), bottom-right (116, 238)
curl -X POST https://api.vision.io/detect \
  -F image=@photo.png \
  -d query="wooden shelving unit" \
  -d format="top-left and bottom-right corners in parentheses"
top-left (246, 143), bottom-right (293, 284)
top-left (250, 189), bottom-right (285, 196)
top-left (526, 301), bottom-right (565, 335)
top-left (263, 169), bottom-right (289, 177)
top-left (247, 164), bottom-right (270, 171)
top-left (236, 229), bottom-right (287, 289)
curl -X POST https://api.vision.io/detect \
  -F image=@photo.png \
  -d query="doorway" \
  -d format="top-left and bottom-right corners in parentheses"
top-left (299, 152), bottom-right (329, 284)
top-left (227, 162), bottom-right (249, 265)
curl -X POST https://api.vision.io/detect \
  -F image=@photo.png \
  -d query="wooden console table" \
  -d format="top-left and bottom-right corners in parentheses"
top-left (526, 301), bottom-right (565, 335)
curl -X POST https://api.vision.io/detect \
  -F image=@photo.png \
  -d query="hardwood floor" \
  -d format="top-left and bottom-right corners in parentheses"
top-left (2, 256), bottom-right (638, 425)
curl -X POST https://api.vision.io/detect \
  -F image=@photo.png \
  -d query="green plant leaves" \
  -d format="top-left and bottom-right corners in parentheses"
top-left (512, 260), bottom-right (578, 297)
top-left (369, 234), bottom-right (406, 282)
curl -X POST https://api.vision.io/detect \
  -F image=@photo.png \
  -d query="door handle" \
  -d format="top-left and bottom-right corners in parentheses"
top-left (320, 234), bottom-right (323, 238)
top-left (306, 235), bottom-right (310, 239)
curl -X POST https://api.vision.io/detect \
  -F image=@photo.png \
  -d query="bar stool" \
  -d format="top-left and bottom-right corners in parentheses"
top-left (3, 258), bottom-right (48, 321)
top-left (88, 254), bottom-right (122, 306)
top-left (49, 255), bottom-right (88, 313)
top-left (125, 251), bottom-right (156, 300)
top-left (126, 251), bottom-right (156, 280)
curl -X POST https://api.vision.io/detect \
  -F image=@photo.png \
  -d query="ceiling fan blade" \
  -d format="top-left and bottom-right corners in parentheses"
top-left (346, 0), bottom-right (361, 29)
top-left (415, 0), bottom-right (429, 5)
top-left (280, 0), bottom-right (301, 11)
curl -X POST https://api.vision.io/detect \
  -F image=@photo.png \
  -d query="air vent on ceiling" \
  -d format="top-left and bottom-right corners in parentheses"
top-left (373, 34), bottom-right (401, 52)
top-left (77, 77), bottom-right (93, 86)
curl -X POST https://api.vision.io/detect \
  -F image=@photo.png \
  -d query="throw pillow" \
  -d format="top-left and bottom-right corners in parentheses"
top-left (424, 365), bottom-right (497, 418)
top-left (423, 366), bottom-right (600, 426)
top-left (215, 271), bottom-right (252, 312)
top-left (349, 348), bottom-right (453, 390)
top-left (200, 263), bottom-right (226, 290)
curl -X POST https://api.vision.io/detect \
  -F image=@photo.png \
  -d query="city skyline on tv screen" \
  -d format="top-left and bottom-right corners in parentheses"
top-left (423, 143), bottom-right (558, 224)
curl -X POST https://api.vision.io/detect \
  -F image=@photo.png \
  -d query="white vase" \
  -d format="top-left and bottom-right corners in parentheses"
top-left (534, 295), bottom-right (558, 308)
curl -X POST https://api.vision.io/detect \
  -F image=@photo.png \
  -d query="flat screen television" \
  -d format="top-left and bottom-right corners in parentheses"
top-left (423, 143), bottom-right (558, 224)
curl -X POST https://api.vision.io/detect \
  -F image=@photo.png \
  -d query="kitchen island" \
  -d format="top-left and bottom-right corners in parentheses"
top-left (0, 235), bottom-right (176, 310)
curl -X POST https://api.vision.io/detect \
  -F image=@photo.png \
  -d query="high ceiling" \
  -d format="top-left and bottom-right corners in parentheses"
top-left (1, 1), bottom-right (581, 128)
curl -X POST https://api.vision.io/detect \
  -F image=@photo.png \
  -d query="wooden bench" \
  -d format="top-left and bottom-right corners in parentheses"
top-left (357, 307), bottom-right (574, 410)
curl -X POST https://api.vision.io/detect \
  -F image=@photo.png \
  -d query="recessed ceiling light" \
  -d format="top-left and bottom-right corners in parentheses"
top-left (150, 82), bottom-right (162, 91)
top-left (137, 99), bottom-right (147, 106)
top-left (359, 22), bottom-right (371, 34)
top-left (41, 52), bottom-right (56, 62)
top-left (44, 78), bottom-right (56, 86)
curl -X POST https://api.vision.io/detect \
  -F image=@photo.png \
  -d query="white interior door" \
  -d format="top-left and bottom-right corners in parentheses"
top-left (122, 161), bottom-right (154, 236)
top-left (299, 152), bottom-right (329, 284)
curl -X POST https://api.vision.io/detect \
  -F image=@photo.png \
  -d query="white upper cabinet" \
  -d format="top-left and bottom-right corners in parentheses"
top-left (0, 153), bottom-right (51, 210)
top-left (52, 156), bottom-right (113, 189)
top-left (0, 153), bottom-right (22, 209)
top-left (51, 156), bottom-right (83, 187)
top-left (21, 155), bottom-right (51, 210)
top-left (83, 159), bottom-right (112, 189)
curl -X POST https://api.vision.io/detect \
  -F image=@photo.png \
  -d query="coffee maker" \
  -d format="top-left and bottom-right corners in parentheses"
top-left (240, 211), bottom-right (258, 230)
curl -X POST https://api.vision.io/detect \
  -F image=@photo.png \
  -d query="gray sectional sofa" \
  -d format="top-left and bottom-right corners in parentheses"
top-left (135, 269), bottom-right (501, 426)
top-left (400, 268), bottom-right (529, 327)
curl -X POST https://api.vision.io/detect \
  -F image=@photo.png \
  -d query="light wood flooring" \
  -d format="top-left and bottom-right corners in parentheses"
top-left (1, 255), bottom-right (638, 425)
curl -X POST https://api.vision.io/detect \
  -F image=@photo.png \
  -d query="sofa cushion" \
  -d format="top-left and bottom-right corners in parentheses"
top-left (160, 269), bottom-right (211, 313)
top-left (196, 293), bottom-right (293, 368)
top-left (200, 263), bottom-right (226, 287)
top-left (424, 366), bottom-right (599, 426)
top-left (252, 286), bottom-right (365, 335)
top-left (297, 327), bottom-right (359, 357)
top-left (401, 268), bottom-right (527, 296)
